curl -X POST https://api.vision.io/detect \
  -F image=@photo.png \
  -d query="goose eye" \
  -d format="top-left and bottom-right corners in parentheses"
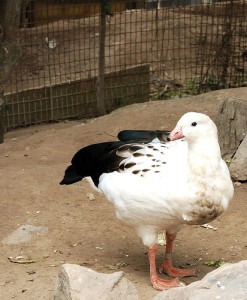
top-left (191, 122), bottom-right (197, 127)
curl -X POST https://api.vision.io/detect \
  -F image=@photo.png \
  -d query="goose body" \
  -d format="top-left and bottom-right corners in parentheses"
top-left (60, 112), bottom-right (234, 290)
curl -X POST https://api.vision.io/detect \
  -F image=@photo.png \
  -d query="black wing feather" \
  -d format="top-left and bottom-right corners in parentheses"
top-left (60, 129), bottom-right (170, 187)
top-left (60, 141), bottom-right (143, 187)
top-left (118, 130), bottom-right (170, 143)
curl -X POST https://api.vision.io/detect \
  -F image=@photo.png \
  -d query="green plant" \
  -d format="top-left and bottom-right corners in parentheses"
top-left (199, 75), bottom-right (220, 93)
top-left (2, 101), bottom-right (9, 113)
top-left (151, 89), bottom-right (182, 100)
top-left (186, 79), bottom-right (199, 95)
top-left (114, 97), bottom-right (124, 107)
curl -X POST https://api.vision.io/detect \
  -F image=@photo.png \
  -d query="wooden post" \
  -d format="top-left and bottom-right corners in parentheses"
top-left (0, 0), bottom-right (22, 143)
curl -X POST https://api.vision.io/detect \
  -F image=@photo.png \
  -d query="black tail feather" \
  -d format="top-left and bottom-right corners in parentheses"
top-left (60, 165), bottom-right (82, 185)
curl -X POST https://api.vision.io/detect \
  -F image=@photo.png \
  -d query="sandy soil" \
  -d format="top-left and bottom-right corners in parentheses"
top-left (0, 93), bottom-right (246, 300)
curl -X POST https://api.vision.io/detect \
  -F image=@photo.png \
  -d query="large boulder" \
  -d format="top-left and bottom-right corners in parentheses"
top-left (153, 260), bottom-right (247, 300)
top-left (53, 264), bottom-right (139, 300)
top-left (216, 97), bottom-right (247, 160)
top-left (229, 135), bottom-right (247, 181)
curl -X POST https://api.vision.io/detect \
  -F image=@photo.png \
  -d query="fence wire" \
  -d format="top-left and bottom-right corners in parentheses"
top-left (3, 0), bottom-right (247, 129)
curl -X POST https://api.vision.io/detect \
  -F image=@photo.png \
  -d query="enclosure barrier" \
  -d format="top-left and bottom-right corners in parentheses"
top-left (4, 64), bottom-right (149, 128)
top-left (3, 0), bottom-right (247, 130)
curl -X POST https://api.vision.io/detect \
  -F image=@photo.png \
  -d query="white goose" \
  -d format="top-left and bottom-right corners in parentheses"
top-left (60, 112), bottom-right (234, 290)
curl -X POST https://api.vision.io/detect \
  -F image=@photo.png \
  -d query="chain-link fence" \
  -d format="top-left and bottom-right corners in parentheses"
top-left (3, 0), bottom-right (247, 129)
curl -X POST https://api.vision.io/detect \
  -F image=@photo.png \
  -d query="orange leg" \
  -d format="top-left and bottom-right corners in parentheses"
top-left (147, 244), bottom-right (182, 290)
top-left (159, 232), bottom-right (196, 278)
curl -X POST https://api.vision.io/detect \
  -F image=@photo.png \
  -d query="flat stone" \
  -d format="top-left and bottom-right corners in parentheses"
top-left (53, 264), bottom-right (139, 300)
top-left (153, 260), bottom-right (247, 300)
top-left (2, 224), bottom-right (48, 244)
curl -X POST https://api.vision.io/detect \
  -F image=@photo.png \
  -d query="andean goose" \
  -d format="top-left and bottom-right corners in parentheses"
top-left (60, 112), bottom-right (234, 290)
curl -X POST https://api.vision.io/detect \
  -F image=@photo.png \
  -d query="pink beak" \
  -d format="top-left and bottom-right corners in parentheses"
top-left (169, 126), bottom-right (184, 141)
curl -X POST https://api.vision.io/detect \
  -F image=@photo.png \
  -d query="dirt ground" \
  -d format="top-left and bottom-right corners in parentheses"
top-left (0, 93), bottom-right (247, 300)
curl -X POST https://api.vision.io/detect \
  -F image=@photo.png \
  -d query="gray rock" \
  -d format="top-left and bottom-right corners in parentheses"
top-left (153, 260), bottom-right (247, 300)
top-left (216, 97), bottom-right (247, 159)
top-left (2, 224), bottom-right (48, 244)
top-left (230, 135), bottom-right (247, 181)
top-left (53, 264), bottom-right (139, 300)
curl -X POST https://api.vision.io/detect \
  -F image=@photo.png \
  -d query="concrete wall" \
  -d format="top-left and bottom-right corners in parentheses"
top-left (21, 1), bottom-right (130, 27)
top-left (4, 64), bottom-right (150, 129)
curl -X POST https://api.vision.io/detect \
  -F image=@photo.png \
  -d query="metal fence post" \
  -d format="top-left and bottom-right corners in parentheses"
top-left (0, 0), bottom-right (22, 143)
top-left (96, 1), bottom-right (106, 116)
top-left (0, 90), bottom-right (4, 143)
top-left (96, 0), bottom-right (112, 116)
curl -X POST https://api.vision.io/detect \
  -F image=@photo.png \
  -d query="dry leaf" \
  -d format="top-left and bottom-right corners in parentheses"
top-left (8, 256), bottom-right (35, 264)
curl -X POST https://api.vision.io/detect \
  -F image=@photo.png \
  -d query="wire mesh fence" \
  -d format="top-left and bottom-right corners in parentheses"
top-left (3, 0), bottom-right (247, 130)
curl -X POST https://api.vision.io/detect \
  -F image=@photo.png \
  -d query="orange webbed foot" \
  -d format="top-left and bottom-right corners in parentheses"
top-left (159, 259), bottom-right (196, 278)
top-left (151, 276), bottom-right (184, 291)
